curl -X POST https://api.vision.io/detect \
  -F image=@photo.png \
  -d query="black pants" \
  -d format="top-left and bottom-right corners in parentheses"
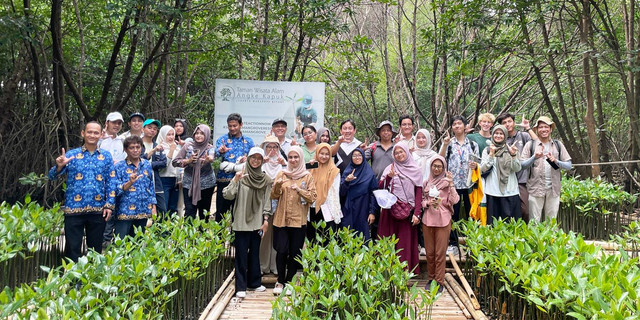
top-left (450, 188), bottom-right (471, 247)
top-left (273, 225), bottom-right (307, 284)
top-left (114, 218), bottom-right (148, 239)
top-left (64, 213), bottom-right (106, 262)
top-left (103, 213), bottom-right (116, 243)
top-left (184, 187), bottom-right (214, 220)
top-left (486, 194), bottom-right (521, 224)
top-left (234, 230), bottom-right (262, 291)
top-left (215, 181), bottom-right (234, 222)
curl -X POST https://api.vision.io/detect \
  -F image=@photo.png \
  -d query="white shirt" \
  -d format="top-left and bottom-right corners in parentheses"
top-left (98, 136), bottom-right (126, 163)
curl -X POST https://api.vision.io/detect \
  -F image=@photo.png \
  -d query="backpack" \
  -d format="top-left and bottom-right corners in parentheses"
top-left (445, 138), bottom-right (478, 164)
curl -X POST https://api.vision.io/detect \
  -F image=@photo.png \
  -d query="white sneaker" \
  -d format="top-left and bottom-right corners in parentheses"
top-left (249, 285), bottom-right (266, 292)
top-left (273, 283), bottom-right (284, 295)
top-left (446, 245), bottom-right (460, 256)
top-left (236, 291), bottom-right (246, 298)
top-left (420, 247), bottom-right (426, 256)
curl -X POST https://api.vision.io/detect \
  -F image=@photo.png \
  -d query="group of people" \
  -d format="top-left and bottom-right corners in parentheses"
top-left (50, 109), bottom-right (571, 298)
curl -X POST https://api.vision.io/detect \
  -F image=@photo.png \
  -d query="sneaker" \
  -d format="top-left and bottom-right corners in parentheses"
top-left (446, 245), bottom-right (459, 256)
top-left (284, 286), bottom-right (293, 296)
top-left (249, 285), bottom-right (266, 292)
top-left (451, 246), bottom-right (460, 256)
top-left (273, 283), bottom-right (284, 295)
top-left (236, 291), bottom-right (246, 298)
top-left (436, 284), bottom-right (444, 295)
top-left (419, 247), bottom-right (426, 256)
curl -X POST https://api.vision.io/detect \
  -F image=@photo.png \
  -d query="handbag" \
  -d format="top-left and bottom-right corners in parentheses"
top-left (388, 177), bottom-right (414, 221)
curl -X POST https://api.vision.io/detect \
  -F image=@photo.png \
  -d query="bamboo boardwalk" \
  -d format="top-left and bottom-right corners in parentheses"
top-left (201, 274), bottom-right (468, 320)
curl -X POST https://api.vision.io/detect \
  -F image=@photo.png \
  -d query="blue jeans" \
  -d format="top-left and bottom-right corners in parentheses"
top-left (161, 177), bottom-right (179, 215)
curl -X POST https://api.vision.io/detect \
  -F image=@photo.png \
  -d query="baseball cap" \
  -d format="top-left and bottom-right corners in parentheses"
top-left (106, 112), bottom-right (124, 122)
top-left (129, 112), bottom-right (145, 121)
top-left (143, 119), bottom-right (161, 128)
top-left (248, 147), bottom-right (265, 159)
top-left (272, 118), bottom-right (287, 126)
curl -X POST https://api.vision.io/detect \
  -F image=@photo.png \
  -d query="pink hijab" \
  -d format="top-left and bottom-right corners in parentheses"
top-left (381, 142), bottom-right (423, 205)
top-left (282, 146), bottom-right (309, 180)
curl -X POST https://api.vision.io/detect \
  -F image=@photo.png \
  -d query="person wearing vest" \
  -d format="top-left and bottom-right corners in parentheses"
top-left (520, 116), bottom-right (572, 222)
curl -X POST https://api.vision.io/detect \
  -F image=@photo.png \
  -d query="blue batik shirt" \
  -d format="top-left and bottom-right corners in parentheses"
top-left (114, 158), bottom-right (157, 220)
top-left (48, 146), bottom-right (116, 215)
top-left (215, 133), bottom-right (254, 181)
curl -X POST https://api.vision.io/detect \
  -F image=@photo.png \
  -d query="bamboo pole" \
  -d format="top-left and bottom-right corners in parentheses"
top-left (442, 280), bottom-right (473, 319)
top-left (205, 282), bottom-right (235, 320)
top-left (448, 252), bottom-right (481, 310)
top-left (445, 274), bottom-right (488, 320)
top-left (199, 269), bottom-right (234, 320)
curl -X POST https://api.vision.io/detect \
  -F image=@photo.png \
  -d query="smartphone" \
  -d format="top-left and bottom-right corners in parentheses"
top-left (305, 162), bottom-right (319, 169)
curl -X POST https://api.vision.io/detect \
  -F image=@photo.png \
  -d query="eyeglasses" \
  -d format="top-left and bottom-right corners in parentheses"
top-left (265, 145), bottom-right (279, 150)
top-left (431, 165), bottom-right (443, 169)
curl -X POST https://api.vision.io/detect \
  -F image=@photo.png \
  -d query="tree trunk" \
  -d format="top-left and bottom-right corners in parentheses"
top-left (580, 0), bottom-right (600, 177)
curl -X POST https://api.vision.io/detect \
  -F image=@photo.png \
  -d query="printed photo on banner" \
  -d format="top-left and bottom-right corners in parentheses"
top-left (214, 79), bottom-right (325, 145)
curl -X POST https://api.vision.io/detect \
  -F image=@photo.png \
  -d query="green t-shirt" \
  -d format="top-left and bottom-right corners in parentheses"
top-left (467, 133), bottom-right (491, 156)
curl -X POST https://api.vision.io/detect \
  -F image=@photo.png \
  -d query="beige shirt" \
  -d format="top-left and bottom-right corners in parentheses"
top-left (270, 172), bottom-right (317, 228)
top-left (521, 140), bottom-right (571, 197)
top-left (222, 178), bottom-right (272, 231)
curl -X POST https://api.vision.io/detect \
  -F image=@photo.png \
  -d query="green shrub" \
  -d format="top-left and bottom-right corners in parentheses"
top-left (273, 225), bottom-right (437, 320)
top-left (559, 176), bottom-right (637, 239)
top-left (0, 215), bottom-right (233, 319)
top-left (0, 197), bottom-right (64, 289)
top-left (460, 219), bottom-right (640, 319)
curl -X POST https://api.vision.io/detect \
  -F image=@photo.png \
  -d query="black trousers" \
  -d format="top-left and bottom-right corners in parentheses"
top-left (273, 225), bottom-right (307, 284)
top-left (64, 213), bottom-right (106, 262)
top-left (184, 187), bottom-right (214, 220)
top-left (215, 181), bottom-right (234, 222)
top-left (450, 188), bottom-right (471, 247)
top-left (114, 218), bottom-right (148, 239)
top-left (234, 230), bottom-right (262, 291)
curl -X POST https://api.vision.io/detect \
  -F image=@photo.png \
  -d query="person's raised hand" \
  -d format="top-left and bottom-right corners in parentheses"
top-left (387, 163), bottom-right (396, 177)
top-left (534, 144), bottom-right (544, 158)
top-left (446, 172), bottom-right (454, 186)
top-left (218, 141), bottom-right (230, 154)
top-left (238, 155), bottom-right (247, 164)
top-left (508, 143), bottom-right (518, 156)
top-left (56, 148), bottom-right (75, 168)
top-left (277, 157), bottom-right (286, 166)
top-left (520, 115), bottom-right (531, 130)
top-left (129, 172), bottom-right (143, 183)
top-left (345, 168), bottom-right (357, 182)
top-left (443, 131), bottom-right (451, 145)
top-left (546, 152), bottom-right (556, 163)
top-left (489, 144), bottom-right (497, 157)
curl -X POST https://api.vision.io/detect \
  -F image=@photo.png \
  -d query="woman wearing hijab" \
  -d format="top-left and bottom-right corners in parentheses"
top-left (157, 125), bottom-right (181, 216)
top-left (259, 135), bottom-right (286, 275)
top-left (271, 146), bottom-right (317, 295)
top-left (223, 147), bottom-right (272, 298)
top-left (308, 143), bottom-right (342, 243)
top-left (422, 155), bottom-right (459, 293)
top-left (480, 125), bottom-right (521, 223)
top-left (413, 129), bottom-right (437, 181)
top-left (340, 148), bottom-right (377, 240)
top-left (377, 142), bottom-right (423, 274)
top-left (172, 124), bottom-right (216, 220)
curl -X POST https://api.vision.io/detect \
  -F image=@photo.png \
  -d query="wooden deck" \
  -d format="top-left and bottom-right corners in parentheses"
top-left (204, 274), bottom-right (468, 320)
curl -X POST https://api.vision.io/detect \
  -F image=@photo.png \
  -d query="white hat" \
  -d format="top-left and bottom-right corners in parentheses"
top-left (106, 112), bottom-right (124, 122)
top-left (248, 147), bottom-right (265, 159)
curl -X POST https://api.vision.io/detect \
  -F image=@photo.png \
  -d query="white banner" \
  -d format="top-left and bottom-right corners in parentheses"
top-left (214, 79), bottom-right (325, 145)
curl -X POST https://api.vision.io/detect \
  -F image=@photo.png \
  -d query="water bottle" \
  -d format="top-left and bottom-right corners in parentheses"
top-left (300, 181), bottom-right (307, 205)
